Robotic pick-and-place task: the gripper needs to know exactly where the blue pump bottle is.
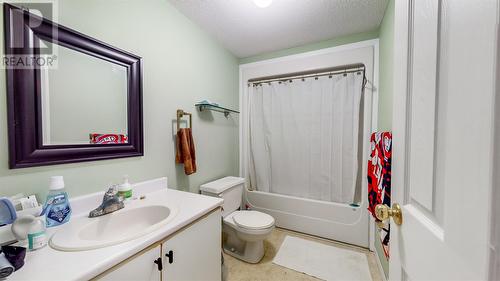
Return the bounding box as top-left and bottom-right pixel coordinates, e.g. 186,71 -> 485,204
41,176 -> 71,227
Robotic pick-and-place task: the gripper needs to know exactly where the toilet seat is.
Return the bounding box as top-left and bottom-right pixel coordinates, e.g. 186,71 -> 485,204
231,210 -> 275,230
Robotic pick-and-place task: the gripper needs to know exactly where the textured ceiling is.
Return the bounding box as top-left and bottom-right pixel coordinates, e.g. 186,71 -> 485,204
168,0 -> 388,58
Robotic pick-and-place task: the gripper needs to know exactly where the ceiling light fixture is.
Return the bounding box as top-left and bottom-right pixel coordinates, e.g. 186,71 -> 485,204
253,0 -> 273,8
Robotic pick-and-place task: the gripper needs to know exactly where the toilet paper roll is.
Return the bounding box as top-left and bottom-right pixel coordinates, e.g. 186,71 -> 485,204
0,253 -> 14,279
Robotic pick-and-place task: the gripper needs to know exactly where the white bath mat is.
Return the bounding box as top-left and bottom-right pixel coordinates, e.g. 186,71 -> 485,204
273,236 -> 372,281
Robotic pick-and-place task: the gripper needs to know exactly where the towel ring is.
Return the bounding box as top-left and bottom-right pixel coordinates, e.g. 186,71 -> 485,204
176,109 -> 192,130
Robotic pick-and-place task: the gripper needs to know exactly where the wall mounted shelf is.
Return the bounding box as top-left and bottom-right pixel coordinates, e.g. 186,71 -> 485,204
195,103 -> 239,117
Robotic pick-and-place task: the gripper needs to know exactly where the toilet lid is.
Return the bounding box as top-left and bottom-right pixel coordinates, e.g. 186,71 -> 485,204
232,211 -> 275,230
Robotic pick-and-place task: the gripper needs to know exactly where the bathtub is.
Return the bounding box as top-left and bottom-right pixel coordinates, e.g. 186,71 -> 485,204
239,42 -> 377,249
244,189 -> 369,248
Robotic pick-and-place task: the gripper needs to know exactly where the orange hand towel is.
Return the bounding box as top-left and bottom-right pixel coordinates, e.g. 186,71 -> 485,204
175,128 -> 197,175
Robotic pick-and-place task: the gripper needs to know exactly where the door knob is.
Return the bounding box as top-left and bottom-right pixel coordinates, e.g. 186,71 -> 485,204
375,203 -> 403,225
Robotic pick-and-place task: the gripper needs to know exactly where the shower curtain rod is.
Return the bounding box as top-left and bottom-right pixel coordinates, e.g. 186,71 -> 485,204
248,63 -> 365,85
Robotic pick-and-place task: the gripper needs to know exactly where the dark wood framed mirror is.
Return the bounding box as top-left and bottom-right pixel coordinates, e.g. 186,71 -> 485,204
4,3 -> 143,168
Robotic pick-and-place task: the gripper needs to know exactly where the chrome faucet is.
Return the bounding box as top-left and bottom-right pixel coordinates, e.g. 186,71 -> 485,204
88,186 -> 124,218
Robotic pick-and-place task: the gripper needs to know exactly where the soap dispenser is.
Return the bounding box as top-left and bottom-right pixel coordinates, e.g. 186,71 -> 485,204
118,175 -> 132,200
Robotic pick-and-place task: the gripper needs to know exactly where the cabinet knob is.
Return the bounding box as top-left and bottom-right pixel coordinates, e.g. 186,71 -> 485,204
153,257 -> 163,271
165,250 -> 174,264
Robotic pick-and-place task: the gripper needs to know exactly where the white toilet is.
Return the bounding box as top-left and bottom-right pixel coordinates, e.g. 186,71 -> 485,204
200,176 -> 275,263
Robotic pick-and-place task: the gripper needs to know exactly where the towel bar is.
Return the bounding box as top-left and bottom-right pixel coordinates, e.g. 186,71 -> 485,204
176,109 -> 192,130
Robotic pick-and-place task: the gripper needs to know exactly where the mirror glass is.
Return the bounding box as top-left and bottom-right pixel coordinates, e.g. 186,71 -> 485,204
40,41 -> 128,145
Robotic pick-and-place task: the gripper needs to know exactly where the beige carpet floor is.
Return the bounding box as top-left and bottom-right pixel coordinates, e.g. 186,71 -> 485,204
223,227 -> 383,281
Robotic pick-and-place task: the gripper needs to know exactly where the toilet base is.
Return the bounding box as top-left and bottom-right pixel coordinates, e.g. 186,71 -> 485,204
221,212 -> 275,264
223,239 -> 264,264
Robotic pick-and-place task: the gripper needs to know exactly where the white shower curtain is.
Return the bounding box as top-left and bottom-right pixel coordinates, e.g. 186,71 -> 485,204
248,72 -> 364,204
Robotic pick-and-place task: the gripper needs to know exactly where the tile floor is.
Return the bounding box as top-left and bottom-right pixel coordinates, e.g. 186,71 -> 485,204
223,227 -> 383,281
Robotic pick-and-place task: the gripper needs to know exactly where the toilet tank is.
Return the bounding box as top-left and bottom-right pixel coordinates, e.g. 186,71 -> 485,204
200,177 -> 245,217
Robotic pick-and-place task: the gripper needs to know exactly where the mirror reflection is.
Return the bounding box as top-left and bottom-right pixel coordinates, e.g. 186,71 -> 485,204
40,41 -> 128,145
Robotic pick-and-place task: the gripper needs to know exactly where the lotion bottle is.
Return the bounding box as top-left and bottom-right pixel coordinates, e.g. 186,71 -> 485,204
117,175 -> 132,200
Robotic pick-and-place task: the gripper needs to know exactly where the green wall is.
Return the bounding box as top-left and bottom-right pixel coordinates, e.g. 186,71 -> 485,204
375,0 -> 394,278
239,30 -> 379,64
0,0 -> 239,200
378,0 -> 395,132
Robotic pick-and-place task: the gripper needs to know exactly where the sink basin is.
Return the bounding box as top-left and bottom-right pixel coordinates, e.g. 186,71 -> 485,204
50,205 -> 178,251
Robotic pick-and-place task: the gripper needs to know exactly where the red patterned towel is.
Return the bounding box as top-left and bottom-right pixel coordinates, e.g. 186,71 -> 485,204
367,131 -> 392,259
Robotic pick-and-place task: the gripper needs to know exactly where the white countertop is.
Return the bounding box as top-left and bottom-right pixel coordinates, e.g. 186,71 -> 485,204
8,178 -> 223,281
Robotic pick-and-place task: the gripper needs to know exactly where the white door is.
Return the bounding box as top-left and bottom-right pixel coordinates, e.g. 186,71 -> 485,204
384,0 -> 498,280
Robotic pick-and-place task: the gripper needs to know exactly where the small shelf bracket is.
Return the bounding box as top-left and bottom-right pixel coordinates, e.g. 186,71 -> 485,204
195,104 -> 239,118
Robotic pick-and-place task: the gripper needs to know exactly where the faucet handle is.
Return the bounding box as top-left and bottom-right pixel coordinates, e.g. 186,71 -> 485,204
105,186 -> 116,195
107,185 -> 126,201
107,185 -> 118,193
102,185 -> 119,201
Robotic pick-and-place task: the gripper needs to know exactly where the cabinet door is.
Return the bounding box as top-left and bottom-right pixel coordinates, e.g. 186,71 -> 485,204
98,245 -> 161,281
162,209 -> 221,281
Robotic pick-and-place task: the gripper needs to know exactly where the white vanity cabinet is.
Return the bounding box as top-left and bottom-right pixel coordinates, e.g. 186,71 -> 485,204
162,207 -> 221,281
98,246 -> 161,281
96,208 -> 221,281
